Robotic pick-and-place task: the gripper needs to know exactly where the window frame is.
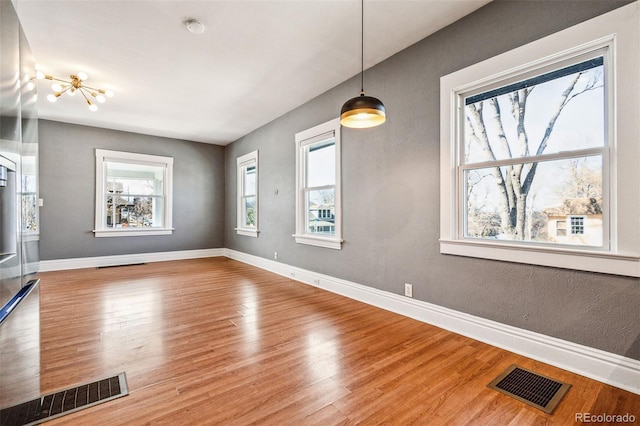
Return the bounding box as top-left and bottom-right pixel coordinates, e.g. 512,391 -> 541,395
236,150 -> 259,237
293,118 -> 342,250
440,3 -> 640,277
94,149 -> 173,238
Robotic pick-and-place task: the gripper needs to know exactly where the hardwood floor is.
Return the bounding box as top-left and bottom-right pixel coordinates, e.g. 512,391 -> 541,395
34,257 -> 638,425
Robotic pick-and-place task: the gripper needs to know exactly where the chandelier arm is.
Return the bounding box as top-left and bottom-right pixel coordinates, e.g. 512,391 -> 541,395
45,75 -> 72,84
79,88 -> 93,104
80,84 -> 105,93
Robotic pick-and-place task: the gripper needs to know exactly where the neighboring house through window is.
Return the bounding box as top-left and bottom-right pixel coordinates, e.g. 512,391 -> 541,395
294,118 -> 342,249
94,149 -> 173,237
236,150 -> 259,237
440,3 -> 640,276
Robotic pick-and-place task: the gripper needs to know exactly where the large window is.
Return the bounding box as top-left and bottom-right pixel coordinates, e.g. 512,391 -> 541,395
236,150 -> 259,237
94,149 -> 173,237
440,4 -> 640,276
462,55 -> 606,248
294,118 -> 342,249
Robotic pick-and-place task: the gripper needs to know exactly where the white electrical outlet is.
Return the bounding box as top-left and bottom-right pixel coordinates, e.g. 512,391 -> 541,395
404,283 -> 413,298
274,251 -> 278,260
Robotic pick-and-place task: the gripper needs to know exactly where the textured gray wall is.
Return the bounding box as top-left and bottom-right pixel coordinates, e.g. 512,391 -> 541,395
39,120 -> 225,259
225,0 -> 640,360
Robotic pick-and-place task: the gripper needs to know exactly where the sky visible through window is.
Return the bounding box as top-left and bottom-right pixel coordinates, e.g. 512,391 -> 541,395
463,61 -> 604,244
465,65 -> 604,211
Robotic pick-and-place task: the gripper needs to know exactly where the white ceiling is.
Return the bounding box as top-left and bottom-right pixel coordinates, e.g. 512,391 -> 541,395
14,0 -> 490,146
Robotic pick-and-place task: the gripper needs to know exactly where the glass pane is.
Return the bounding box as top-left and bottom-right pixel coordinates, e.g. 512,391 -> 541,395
106,161 -> 164,196
243,165 -> 256,196
106,195 -> 163,228
305,188 -> 335,235
306,141 -> 335,188
242,196 -> 256,228
464,155 -> 602,246
21,193 -> 37,232
21,174 -> 37,232
464,58 -> 605,163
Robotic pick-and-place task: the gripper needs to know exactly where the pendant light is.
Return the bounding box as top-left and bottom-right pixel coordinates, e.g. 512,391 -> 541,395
340,0 -> 386,129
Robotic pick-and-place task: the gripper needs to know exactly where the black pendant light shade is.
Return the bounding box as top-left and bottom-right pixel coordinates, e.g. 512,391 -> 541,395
340,92 -> 386,128
340,0 -> 386,129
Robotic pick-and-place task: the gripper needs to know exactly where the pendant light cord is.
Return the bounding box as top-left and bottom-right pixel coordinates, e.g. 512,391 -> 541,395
360,0 -> 365,94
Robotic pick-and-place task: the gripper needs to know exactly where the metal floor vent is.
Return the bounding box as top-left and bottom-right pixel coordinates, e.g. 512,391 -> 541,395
0,372 -> 128,426
487,365 -> 571,414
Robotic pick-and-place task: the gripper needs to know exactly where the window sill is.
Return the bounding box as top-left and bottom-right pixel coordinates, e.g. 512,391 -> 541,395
235,228 -> 259,238
293,234 -> 342,250
440,239 -> 640,277
93,228 -> 174,238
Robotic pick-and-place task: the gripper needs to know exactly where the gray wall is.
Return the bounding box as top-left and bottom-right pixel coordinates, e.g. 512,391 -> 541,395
225,0 -> 640,360
39,119 -> 225,260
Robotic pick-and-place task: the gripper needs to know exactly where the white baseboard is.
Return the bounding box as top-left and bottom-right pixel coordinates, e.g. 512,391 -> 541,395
225,248 -> 640,395
38,248 -> 225,272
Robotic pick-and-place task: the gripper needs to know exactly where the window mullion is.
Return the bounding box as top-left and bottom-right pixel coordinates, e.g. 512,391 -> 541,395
461,146 -> 605,170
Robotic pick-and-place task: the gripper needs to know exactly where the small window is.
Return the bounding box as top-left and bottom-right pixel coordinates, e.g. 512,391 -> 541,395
556,220 -> 567,237
569,216 -> 585,235
94,149 -> 173,237
236,150 -> 259,237
294,118 -> 342,249
21,152 -> 38,238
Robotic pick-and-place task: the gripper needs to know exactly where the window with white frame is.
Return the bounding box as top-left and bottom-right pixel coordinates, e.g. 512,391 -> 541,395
294,118 -> 342,249
462,54 -> 606,247
94,149 -> 173,237
440,3 -> 640,277
21,150 -> 38,239
236,150 -> 259,237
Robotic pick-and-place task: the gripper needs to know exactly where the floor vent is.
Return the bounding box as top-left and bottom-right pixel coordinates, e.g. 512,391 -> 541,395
487,365 -> 571,414
0,372 -> 128,426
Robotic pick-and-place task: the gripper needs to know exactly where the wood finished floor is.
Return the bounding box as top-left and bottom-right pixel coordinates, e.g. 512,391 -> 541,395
35,257 -> 639,425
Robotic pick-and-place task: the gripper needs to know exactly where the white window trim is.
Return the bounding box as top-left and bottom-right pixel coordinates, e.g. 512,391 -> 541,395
94,149 -> 173,237
440,3 -> 640,277
293,118 -> 343,250
235,150 -> 259,238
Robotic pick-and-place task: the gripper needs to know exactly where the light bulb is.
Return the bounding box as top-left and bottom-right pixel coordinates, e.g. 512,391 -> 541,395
51,83 -> 63,92
77,72 -> 88,81
105,90 -> 114,98
46,94 -> 58,103
67,88 -> 76,96
89,104 -> 98,112
35,70 -> 45,80
96,94 -> 106,103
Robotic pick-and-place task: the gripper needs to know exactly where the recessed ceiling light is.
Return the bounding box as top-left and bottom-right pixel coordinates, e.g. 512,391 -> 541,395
184,19 -> 205,34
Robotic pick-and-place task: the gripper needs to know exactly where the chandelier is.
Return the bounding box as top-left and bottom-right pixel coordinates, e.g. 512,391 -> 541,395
36,71 -> 113,112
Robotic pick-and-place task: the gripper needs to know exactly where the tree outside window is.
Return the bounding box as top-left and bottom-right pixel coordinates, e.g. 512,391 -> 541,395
463,56 -> 605,248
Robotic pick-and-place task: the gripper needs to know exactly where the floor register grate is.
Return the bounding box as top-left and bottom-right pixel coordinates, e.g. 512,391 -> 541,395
487,364 -> 571,414
0,373 -> 128,426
